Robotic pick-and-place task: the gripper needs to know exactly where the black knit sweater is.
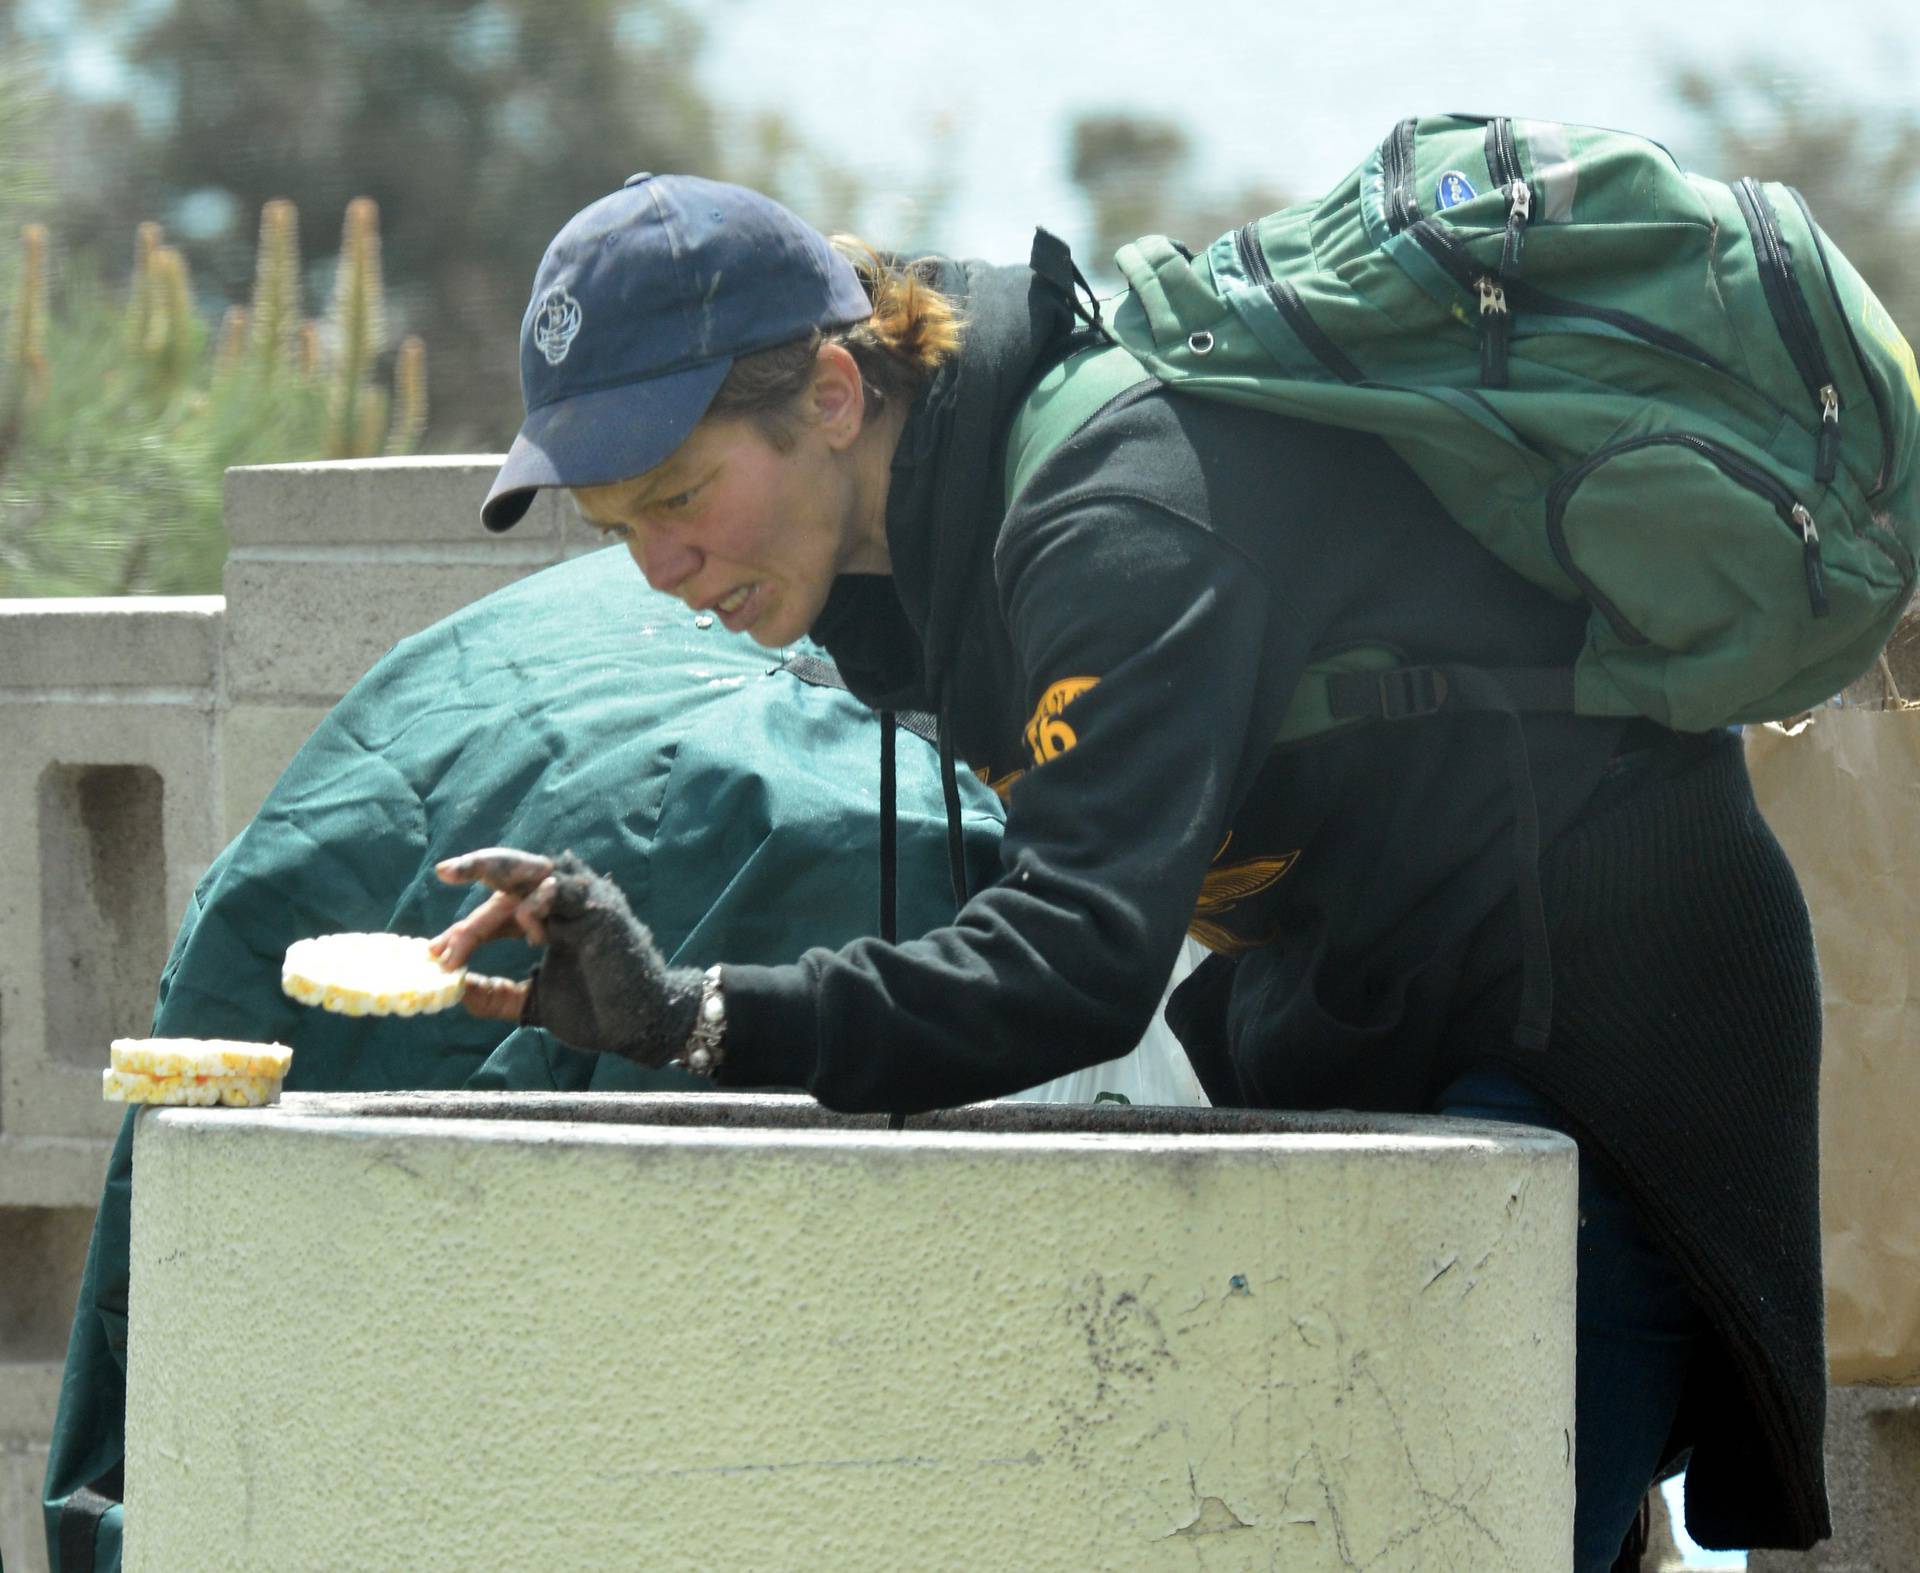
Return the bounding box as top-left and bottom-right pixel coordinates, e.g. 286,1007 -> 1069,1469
1475,736 -> 1827,1549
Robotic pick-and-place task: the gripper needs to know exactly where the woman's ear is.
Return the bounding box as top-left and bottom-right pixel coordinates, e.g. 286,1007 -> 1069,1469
811,343 -> 866,449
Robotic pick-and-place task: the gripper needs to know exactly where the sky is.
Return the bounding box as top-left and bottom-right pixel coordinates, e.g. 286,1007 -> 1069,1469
696,0 -> 1918,275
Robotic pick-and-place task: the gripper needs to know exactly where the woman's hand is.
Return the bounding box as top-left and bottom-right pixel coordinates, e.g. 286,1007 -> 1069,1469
429,847 -> 555,1019
431,847 -> 703,1065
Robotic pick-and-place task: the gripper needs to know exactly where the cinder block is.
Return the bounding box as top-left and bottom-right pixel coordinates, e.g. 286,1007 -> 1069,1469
0,1365 -> 66,1457
224,457 -> 567,548
0,1135 -> 117,1208
0,599 -> 220,692
220,704 -> 334,843
38,763 -> 169,1073
0,702 -> 219,1143
0,1207 -> 94,1364
220,560 -> 541,704
1749,1385 -> 1920,1569
2,1438 -> 53,1573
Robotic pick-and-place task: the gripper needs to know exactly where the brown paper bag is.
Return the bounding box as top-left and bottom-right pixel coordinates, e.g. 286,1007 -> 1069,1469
1747,710 -> 1920,1384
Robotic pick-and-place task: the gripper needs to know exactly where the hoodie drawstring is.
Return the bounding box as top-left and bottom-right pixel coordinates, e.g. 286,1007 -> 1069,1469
937,688 -> 969,911
880,710 -> 898,944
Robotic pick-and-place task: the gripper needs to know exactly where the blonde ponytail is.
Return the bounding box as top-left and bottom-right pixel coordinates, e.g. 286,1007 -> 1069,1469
829,238 -> 964,405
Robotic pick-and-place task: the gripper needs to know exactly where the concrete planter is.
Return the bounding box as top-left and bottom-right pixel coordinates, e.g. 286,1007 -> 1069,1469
126,1092 -> 1575,1570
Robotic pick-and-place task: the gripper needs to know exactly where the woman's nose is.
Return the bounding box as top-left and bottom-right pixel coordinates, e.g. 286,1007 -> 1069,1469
632,532 -> 702,594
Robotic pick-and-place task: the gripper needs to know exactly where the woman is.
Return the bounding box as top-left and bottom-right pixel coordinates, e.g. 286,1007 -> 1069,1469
434,172 -> 1828,1567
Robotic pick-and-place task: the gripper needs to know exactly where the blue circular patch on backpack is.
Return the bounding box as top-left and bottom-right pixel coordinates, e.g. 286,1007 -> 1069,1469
1435,170 -> 1478,210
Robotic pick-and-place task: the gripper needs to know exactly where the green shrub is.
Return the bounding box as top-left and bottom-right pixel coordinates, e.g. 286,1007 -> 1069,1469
1,198 -> 427,596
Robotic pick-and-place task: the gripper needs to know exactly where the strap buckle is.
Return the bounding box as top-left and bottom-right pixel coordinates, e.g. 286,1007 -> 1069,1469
1375,666 -> 1449,720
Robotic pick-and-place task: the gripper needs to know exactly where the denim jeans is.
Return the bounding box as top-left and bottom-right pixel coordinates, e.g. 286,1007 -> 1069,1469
1437,1062 -> 1706,1572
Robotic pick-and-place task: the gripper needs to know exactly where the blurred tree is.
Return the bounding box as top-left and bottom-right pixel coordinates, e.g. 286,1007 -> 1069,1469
1672,61 -> 1920,336
104,0 -> 718,447
1,198 -> 427,596
1069,113 -> 1289,274
31,0 -> 871,449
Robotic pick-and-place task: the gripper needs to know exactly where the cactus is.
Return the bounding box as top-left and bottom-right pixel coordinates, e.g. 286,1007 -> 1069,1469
216,305 -> 250,370
6,223 -> 50,392
250,199 -> 300,378
125,221 -> 162,354
326,196 -> 386,459
0,222 -> 49,474
296,321 -> 320,378
386,334 -> 427,456
143,245 -> 201,394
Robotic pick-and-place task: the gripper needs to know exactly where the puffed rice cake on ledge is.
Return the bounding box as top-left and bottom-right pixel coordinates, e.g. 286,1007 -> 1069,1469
102,1066 -> 283,1107
110,1037 -> 292,1080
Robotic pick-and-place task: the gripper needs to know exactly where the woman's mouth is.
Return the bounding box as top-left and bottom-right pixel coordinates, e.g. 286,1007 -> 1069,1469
715,582 -> 761,631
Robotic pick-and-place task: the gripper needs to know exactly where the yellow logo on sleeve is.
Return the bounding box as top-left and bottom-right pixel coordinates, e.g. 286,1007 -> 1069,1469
1024,676 -> 1101,765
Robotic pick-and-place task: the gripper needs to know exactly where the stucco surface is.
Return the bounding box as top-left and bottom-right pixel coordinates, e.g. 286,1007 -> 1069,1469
126,1095 -> 1575,1570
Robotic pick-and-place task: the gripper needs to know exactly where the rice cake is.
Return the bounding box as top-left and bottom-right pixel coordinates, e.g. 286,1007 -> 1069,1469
282,932 -> 467,1016
102,1067 -> 282,1107
110,1037 -> 292,1080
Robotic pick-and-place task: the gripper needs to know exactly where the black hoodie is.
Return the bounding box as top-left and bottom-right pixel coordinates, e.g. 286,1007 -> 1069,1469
717,253 -> 1828,1549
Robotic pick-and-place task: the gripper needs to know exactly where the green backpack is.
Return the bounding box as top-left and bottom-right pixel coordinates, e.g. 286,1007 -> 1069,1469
1009,112 -> 1920,737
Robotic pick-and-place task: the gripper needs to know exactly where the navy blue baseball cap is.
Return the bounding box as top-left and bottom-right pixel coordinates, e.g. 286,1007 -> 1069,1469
482,173 -> 875,531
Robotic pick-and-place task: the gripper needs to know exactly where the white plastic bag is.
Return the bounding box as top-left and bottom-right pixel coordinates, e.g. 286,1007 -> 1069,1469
1006,938 -> 1211,1107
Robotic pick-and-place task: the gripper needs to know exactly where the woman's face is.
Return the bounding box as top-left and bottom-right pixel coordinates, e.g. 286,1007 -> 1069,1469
572,355 -> 888,649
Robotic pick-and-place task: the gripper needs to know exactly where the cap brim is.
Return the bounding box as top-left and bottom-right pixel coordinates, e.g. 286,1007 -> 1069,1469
481,356 -> 735,532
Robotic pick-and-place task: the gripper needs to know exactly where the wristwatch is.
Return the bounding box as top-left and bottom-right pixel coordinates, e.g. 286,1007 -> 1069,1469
683,963 -> 726,1076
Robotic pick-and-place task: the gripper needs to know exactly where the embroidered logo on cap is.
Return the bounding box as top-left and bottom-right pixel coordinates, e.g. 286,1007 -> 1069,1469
532,285 -> 583,366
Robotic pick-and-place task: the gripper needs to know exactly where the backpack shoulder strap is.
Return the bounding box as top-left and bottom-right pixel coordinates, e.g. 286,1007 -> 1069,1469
1003,340 -> 1155,508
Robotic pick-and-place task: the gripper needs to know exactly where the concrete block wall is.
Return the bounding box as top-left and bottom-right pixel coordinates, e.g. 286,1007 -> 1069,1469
0,459 -> 601,1573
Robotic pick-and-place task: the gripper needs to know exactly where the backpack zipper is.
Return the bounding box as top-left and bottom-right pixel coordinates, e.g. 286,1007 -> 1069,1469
1380,117 -> 1421,234
1787,186 -> 1894,496
1476,277 -> 1510,386
1409,204 -> 1513,386
1545,432 -> 1828,640
1234,224 -> 1364,383
1408,218 -> 1728,377
1484,117 -> 1531,275
1733,177 -> 1841,484
1472,116 -> 1531,385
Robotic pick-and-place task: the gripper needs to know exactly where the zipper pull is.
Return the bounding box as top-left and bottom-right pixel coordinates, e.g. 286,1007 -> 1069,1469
1501,179 -> 1531,275
1793,502 -> 1829,616
1816,384 -> 1841,484
1477,277 -> 1510,387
